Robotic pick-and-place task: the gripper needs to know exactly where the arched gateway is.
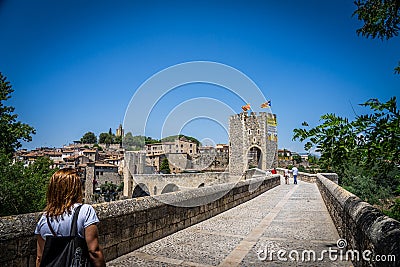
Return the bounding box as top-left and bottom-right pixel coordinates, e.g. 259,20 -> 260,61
229,112 -> 278,175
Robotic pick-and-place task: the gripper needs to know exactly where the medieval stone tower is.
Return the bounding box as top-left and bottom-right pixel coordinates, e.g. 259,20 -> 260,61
229,112 -> 278,175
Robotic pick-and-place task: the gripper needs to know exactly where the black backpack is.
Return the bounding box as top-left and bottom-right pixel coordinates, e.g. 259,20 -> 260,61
40,205 -> 92,267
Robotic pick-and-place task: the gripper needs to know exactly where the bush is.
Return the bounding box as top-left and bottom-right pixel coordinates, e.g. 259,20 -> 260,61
0,156 -> 57,216
383,198 -> 400,222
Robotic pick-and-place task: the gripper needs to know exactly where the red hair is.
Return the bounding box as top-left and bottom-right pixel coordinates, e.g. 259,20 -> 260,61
45,168 -> 83,218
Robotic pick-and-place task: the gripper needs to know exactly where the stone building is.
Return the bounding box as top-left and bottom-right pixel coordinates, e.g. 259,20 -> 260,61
146,137 -> 197,157
229,111 -> 278,175
81,149 -> 98,162
84,162 -> 122,203
191,146 -> 229,172
145,137 -> 198,173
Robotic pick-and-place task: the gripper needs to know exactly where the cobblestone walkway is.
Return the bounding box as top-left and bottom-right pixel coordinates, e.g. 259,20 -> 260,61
107,178 -> 352,266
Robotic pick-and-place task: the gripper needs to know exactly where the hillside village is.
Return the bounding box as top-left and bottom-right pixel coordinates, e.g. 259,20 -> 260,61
13,125 -> 311,202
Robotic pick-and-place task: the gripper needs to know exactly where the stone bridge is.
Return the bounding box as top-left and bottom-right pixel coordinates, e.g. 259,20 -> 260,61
127,172 -> 231,197
1,171 -> 399,266
126,169 -> 268,198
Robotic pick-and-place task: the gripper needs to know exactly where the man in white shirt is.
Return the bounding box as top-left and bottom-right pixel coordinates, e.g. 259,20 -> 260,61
291,166 -> 298,184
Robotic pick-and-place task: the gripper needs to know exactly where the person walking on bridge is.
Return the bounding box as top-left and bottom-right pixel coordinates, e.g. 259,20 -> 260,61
284,169 -> 289,184
291,166 -> 298,184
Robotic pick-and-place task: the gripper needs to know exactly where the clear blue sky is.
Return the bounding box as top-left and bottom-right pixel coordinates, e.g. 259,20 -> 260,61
1,0 -> 399,152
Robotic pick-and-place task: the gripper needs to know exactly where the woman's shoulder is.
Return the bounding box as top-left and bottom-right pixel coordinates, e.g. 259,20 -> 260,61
80,203 -> 94,209
75,203 -> 96,213
36,212 -> 47,224
77,203 -> 98,217
77,204 -> 100,227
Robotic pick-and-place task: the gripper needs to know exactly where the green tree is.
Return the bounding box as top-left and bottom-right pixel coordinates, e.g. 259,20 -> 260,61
93,143 -> 103,151
0,156 -> 57,216
293,97 -> 400,206
99,132 -> 113,144
0,72 -> 35,156
123,133 -> 159,150
160,158 -> 171,174
122,132 -> 138,151
353,0 -> 400,73
308,154 -> 319,165
145,136 -> 160,144
23,157 -> 58,212
161,135 -> 200,146
292,154 -> 302,164
100,182 -> 118,202
114,135 -> 122,145
81,131 -> 97,144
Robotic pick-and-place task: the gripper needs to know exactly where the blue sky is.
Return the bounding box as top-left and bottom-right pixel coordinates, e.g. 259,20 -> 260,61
1,0 -> 399,152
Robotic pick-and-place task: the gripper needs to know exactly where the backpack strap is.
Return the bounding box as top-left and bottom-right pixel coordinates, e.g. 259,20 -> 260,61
46,216 -> 57,236
70,204 -> 83,236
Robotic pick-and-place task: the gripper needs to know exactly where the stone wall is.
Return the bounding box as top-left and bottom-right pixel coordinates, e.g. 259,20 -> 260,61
191,150 -> 229,172
242,168 -> 270,180
316,174 -> 400,267
0,175 -> 280,266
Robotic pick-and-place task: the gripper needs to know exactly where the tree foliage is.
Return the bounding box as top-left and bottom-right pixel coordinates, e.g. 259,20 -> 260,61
293,97 -> 400,206
0,156 -> 57,216
123,133 -> 145,151
98,127 -> 124,145
81,131 -> 97,144
145,136 -> 160,144
99,132 -> 113,144
99,182 -> 119,202
160,158 -> 171,174
114,135 -> 122,145
353,0 -> 400,73
0,73 -> 36,156
161,134 -> 200,146
122,133 -> 159,150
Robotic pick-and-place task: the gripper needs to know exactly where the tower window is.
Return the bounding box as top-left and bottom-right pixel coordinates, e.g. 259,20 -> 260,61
248,129 -> 251,135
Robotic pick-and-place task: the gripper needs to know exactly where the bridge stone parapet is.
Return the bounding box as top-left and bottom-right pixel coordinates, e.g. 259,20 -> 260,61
316,173 -> 399,267
242,168 -> 269,180
0,174 -> 280,266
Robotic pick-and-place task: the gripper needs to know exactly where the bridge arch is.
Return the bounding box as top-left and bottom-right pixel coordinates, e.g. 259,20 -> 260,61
132,183 -> 150,198
161,183 -> 180,194
247,145 -> 262,169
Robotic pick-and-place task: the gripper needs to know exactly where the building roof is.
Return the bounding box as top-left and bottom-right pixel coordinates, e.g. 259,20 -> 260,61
94,162 -> 118,168
82,149 -> 97,153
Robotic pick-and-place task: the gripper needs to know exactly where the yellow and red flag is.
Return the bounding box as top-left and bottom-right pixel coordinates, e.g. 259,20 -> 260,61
241,103 -> 251,111
261,100 -> 271,108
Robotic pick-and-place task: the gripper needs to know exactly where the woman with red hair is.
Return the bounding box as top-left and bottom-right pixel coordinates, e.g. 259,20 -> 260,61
35,168 -> 105,267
